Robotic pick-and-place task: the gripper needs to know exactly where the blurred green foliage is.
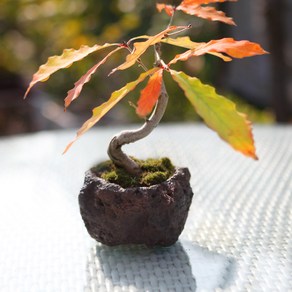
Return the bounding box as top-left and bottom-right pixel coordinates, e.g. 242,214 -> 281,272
0,0 -> 274,124
0,0 -> 152,81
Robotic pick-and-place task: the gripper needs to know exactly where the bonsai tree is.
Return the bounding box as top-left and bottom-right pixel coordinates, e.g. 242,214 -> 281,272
24,0 -> 266,172
24,0 -> 267,246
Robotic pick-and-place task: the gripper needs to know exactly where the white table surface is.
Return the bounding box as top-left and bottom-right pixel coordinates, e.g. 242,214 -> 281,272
0,124 -> 291,292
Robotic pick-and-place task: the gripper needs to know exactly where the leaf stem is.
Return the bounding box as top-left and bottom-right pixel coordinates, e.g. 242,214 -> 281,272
167,24 -> 192,36
124,44 -> 148,72
167,8 -> 176,28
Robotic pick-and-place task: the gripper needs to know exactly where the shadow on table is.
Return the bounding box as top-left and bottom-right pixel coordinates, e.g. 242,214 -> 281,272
85,240 -> 235,291
180,240 -> 236,290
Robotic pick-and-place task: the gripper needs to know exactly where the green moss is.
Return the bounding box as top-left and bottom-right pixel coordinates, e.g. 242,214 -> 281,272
91,157 -> 175,188
142,171 -> 169,186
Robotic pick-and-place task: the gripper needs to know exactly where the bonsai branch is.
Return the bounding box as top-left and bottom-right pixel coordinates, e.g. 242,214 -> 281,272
107,82 -> 169,176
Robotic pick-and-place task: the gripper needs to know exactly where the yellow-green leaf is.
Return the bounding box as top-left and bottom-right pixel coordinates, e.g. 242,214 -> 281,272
170,70 -> 257,159
162,36 -> 202,50
64,68 -> 159,153
24,43 -> 118,98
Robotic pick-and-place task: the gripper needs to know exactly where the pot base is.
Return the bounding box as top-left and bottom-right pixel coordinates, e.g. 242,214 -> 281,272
79,167 -> 193,246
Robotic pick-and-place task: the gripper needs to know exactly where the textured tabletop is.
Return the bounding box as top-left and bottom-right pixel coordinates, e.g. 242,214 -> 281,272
0,124 -> 291,291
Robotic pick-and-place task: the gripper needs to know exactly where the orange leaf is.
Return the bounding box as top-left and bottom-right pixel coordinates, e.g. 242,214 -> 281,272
169,38 -> 268,64
156,3 -> 175,16
163,36 -> 232,63
180,0 -> 237,6
64,47 -> 122,109
196,38 -> 269,58
63,68 -> 159,153
136,69 -> 163,117
24,43 -> 118,99
177,5 -> 235,25
110,26 -> 187,74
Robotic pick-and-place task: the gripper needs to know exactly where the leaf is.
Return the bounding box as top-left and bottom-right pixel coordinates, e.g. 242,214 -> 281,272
63,68 -> 159,153
64,47 -> 122,109
163,37 -> 232,63
127,35 -> 151,43
156,1 -> 236,25
156,3 -> 175,16
110,26 -> 186,74
162,36 -> 202,50
24,43 -> 118,98
180,0 -> 237,6
195,38 -> 268,58
177,5 -> 236,25
136,69 -> 163,117
170,70 -> 258,159
169,38 -> 268,64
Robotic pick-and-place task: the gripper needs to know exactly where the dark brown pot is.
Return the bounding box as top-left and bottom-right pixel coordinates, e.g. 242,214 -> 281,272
79,167 -> 193,247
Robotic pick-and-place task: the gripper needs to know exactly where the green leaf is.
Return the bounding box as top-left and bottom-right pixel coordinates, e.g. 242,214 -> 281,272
24,43 -> 118,98
170,70 -> 257,159
64,67 -> 159,153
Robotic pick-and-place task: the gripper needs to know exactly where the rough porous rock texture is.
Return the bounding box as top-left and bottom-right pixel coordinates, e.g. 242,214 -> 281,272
79,167 -> 193,246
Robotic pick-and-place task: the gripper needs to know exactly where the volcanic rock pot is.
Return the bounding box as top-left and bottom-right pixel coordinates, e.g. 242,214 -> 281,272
79,167 -> 193,246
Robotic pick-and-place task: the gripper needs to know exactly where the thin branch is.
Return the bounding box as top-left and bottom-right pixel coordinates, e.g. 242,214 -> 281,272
167,24 -> 192,36
124,45 -> 149,72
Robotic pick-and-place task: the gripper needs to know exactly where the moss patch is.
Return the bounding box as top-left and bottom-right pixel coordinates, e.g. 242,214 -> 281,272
91,157 -> 175,188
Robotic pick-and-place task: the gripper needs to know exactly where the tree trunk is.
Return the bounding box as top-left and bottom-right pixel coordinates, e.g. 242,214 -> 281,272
107,82 -> 169,176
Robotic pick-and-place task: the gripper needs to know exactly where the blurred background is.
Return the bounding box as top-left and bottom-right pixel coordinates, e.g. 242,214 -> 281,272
0,0 -> 291,136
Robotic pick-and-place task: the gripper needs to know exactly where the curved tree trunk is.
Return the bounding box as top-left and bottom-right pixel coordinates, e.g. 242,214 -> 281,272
107,82 -> 169,176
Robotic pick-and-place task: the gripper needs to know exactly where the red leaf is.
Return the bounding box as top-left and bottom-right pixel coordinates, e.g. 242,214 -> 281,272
136,69 -> 163,117
64,47 -> 122,109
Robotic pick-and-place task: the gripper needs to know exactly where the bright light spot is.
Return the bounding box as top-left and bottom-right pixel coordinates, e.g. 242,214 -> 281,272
40,1 -> 58,17
66,1 -> 88,14
21,4 -> 40,20
118,0 -> 136,13
5,31 -> 35,61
